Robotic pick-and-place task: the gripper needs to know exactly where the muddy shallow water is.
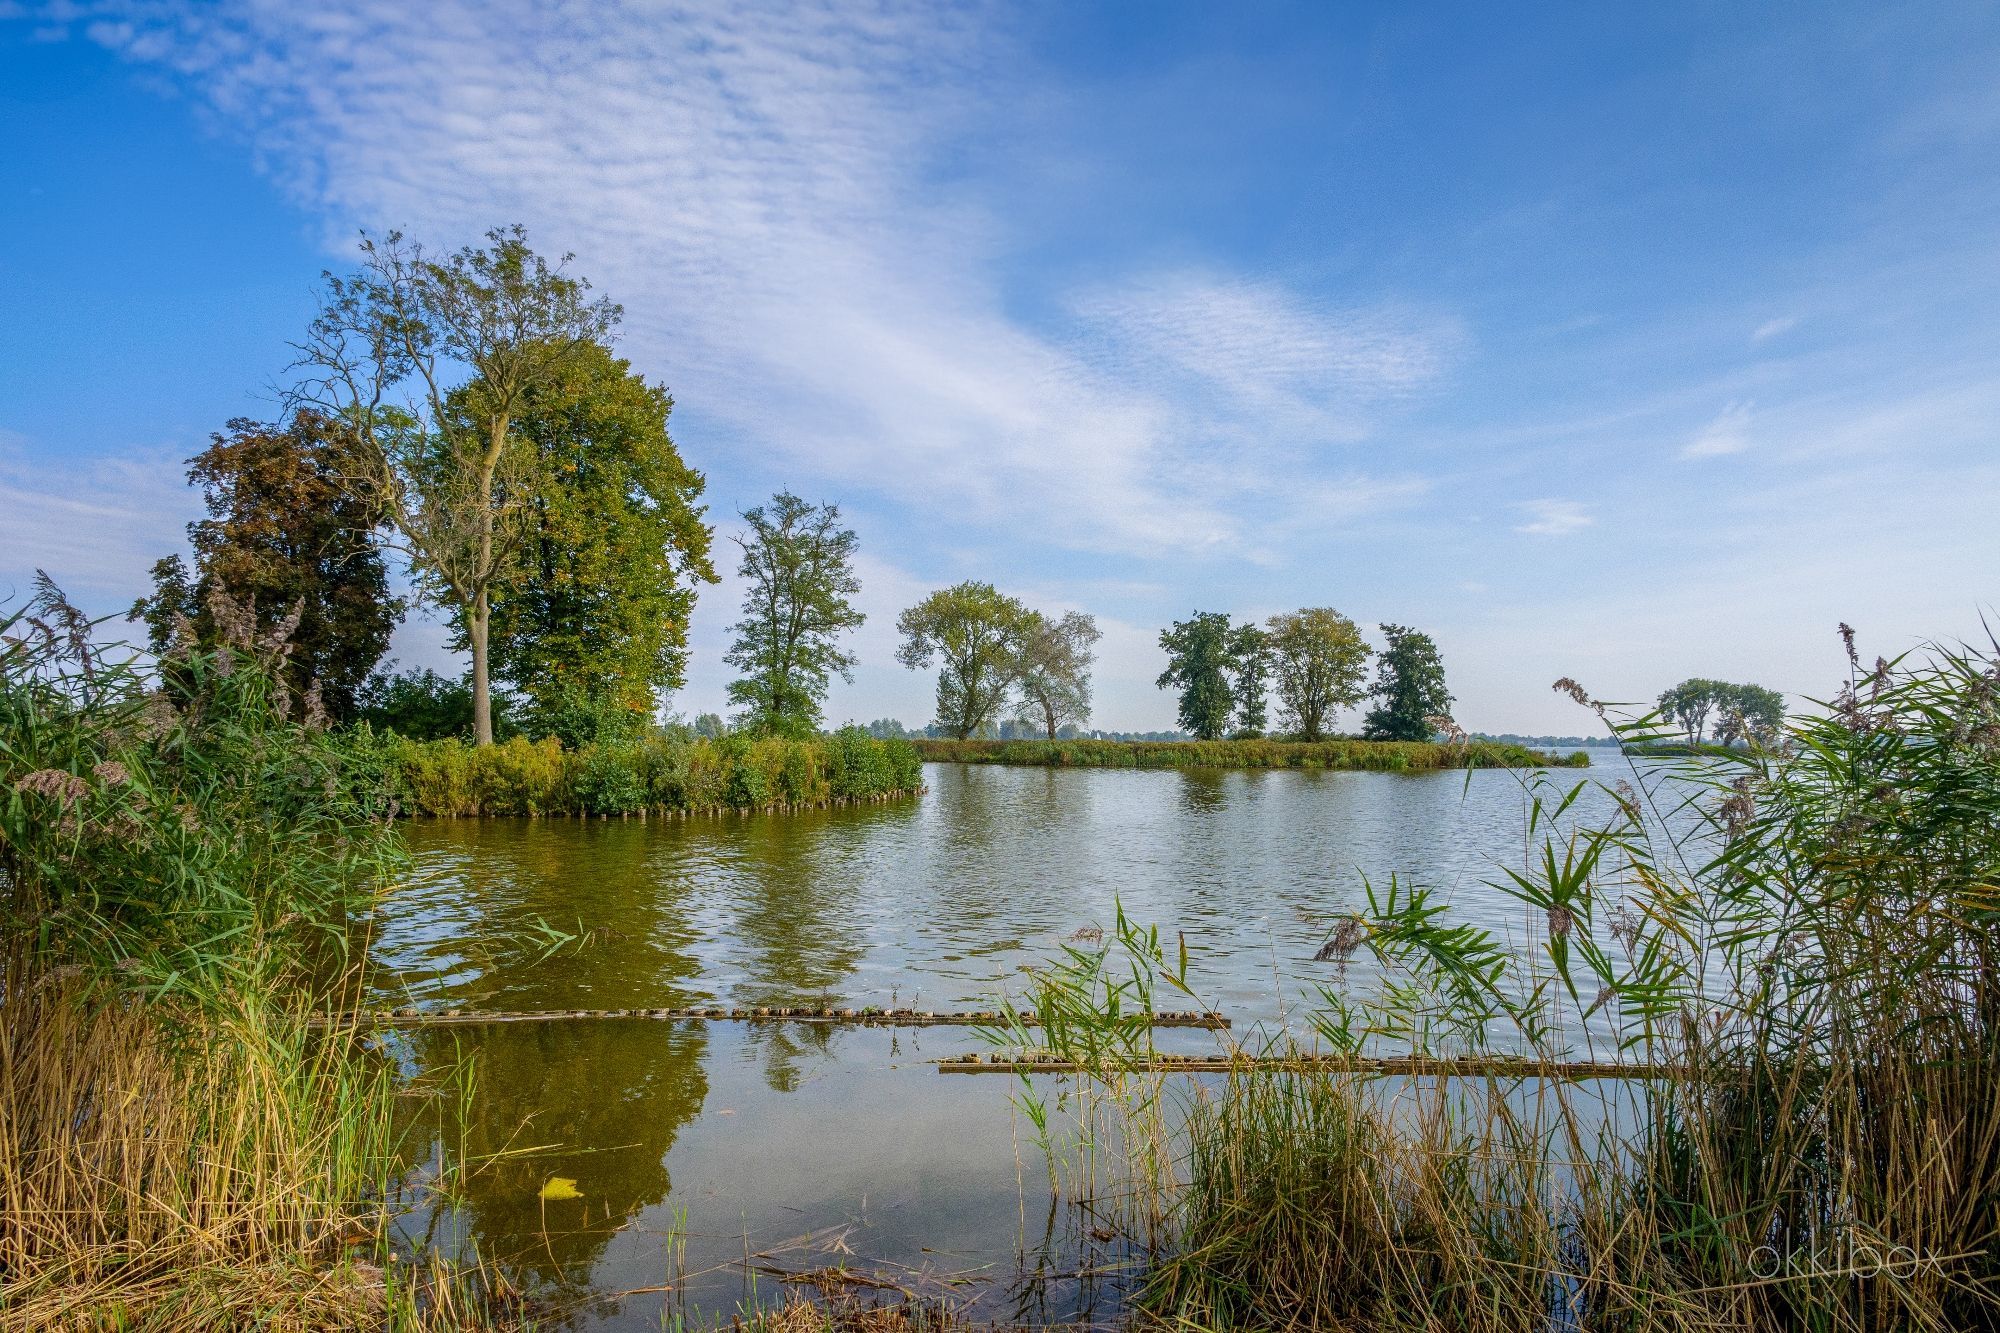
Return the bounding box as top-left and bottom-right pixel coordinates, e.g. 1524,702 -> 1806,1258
370,758 -> 1631,1327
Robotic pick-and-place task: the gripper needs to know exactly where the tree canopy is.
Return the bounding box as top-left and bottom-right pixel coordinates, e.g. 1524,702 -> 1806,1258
131,411 -> 401,721
725,492 -> 865,738
1014,611 -> 1102,740
1658,678 -> 1786,745
1267,607 -> 1371,741
483,340 -> 715,745
895,582 -> 1036,739
294,225 -> 620,744
1363,624 -> 1453,741
1157,612 -> 1238,741
1228,621 -> 1271,738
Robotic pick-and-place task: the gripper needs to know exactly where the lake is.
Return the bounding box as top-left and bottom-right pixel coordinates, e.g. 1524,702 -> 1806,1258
370,756 -> 1631,1327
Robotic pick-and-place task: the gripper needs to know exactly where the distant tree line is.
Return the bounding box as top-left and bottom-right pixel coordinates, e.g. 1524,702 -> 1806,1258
1153,610 -> 1454,742
128,223 -> 1777,754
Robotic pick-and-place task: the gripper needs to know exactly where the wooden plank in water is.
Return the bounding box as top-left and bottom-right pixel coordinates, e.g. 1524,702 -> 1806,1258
308,1007 -> 1230,1030
935,1053 -> 1674,1080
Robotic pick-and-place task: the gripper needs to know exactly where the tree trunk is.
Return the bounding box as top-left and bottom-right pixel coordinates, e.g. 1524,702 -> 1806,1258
1043,698 -> 1057,741
471,585 -> 493,746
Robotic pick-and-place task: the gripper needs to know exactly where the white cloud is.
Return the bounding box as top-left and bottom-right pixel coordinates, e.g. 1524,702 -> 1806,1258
1752,315 -> 1800,341
0,436 -> 197,610
1681,400 -> 1754,459
1512,499 -> 1593,537
65,1 -> 1447,561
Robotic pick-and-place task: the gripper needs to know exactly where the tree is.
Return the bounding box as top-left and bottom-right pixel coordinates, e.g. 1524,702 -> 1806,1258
895,582 -> 1035,739
354,665 -> 512,740
1014,611 -> 1102,740
1716,683 -> 1786,745
483,341 -> 715,743
131,412 -> 401,720
293,225 -> 620,745
1267,607 -> 1371,741
1657,678 -> 1728,745
1363,624 -> 1454,741
1228,621 -> 1272,738
724,492 -> 865,737
1661,678 -> 1785,746
1157,611 -> 1237,741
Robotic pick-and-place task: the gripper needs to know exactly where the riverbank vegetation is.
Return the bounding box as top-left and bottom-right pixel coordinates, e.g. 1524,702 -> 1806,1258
376,728 -> 922,818
913,735 -> 1576,770
0,580 -> 518,1328
995,629 -> 2000,1331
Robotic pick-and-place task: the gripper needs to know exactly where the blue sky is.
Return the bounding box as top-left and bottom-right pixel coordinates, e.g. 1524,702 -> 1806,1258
4,2 -> 1998,733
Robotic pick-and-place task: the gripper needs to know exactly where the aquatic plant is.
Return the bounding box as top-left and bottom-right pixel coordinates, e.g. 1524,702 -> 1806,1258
1007,629 -> 2000,1331
0,578 -> 518,1328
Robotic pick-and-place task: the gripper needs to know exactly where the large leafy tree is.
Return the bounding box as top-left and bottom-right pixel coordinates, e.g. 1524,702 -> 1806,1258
1659,678 -> 1785,745
1363,623 -> 1454,741
895,582 -> 1034,739
293,225 -> 619,744
1714,682 -> 1786,745
1267,607 -> 1371,741
482,341 -> 715,744
131,412 -> 401,720
1228,621 -> 1272,738
724,491 -> 864,737
1014,611 -> 1102,740
1157,611 -> 1237,741
1657,678 -> 1728,744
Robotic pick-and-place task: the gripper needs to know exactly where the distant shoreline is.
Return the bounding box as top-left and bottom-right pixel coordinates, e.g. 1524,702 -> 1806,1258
911,737 -> 1586,771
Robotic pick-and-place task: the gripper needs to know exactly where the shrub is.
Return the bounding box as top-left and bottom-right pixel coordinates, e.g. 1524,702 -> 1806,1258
375,729 -> 923,817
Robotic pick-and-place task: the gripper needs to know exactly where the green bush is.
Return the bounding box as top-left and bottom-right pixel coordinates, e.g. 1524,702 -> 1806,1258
374,729 -> 923,817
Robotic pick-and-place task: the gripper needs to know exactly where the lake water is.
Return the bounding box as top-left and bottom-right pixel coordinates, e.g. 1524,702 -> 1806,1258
370,756 -> 1635,1327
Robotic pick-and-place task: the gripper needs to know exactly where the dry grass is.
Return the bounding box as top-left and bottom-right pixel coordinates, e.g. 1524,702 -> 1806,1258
0,973 -> 516,1332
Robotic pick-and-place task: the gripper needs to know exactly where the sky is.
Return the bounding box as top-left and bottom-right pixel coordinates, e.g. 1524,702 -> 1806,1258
3,2 -> 1998,734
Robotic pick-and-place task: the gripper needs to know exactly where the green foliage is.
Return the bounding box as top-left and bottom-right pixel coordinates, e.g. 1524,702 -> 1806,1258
1226,621 -> 1270,737
1296,635 -> 2000,1328
895,581 -> 1036,740
725,492 -> 865,737
1362,622 -> 1453,740
1266,607 -> 1371,741
1656,675 -> 1786,745
130,412 -> 402,721
353,665 -> 519,741
2,576 -> 397,994
911,736 -> 1573,770
296,225 -> 623,744
376,729 -> 921,816
1012,610 -> 1102,740
486,340 -> 717,741
1157,611 -> 1238,741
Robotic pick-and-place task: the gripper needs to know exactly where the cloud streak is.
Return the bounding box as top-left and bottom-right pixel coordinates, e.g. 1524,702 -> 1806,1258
63,0 -> 1448,559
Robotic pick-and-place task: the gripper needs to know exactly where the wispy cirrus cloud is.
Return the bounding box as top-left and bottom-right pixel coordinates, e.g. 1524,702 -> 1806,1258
1682,400 -> 1755,460
49,0 -> 1450,560
0,432 -> 196,604
1512,498 -> 1592,537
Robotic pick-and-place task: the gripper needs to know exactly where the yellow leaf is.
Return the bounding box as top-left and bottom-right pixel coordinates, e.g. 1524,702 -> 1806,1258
538,1176 -> 583,1201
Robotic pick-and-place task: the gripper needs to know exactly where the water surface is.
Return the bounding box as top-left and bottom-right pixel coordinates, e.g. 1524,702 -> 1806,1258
373,758 -> 1632,1326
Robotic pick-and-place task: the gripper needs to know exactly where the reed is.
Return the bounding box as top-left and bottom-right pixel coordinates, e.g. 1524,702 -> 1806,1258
0,581 -> 519,1329
996,632 -> 2000,1331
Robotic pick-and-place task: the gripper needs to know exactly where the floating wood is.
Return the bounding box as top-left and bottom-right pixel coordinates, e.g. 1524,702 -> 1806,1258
936,1052 -> 1674,1080
309,1006 -> 1230,1030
